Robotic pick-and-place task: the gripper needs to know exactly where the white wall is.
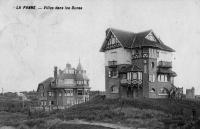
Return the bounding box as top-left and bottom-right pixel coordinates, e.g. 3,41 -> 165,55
104,48 -> 132,66
157,50 -> 174,63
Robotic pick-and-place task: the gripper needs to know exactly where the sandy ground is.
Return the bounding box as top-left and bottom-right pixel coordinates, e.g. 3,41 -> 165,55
62,119 -> 137,129
0,126 -> 16,129
0,119 -> 138,129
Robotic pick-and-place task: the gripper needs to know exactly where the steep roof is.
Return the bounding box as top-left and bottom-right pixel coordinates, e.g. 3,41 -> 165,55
76,73 -> 89,80
110,28 -> 135,48
38,77 -> 54,85
100,28 -> 175,52
37,77 -> 54,91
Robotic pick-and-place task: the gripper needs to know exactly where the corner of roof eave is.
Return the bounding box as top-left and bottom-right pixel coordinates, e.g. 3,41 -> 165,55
100,29 -> 112,52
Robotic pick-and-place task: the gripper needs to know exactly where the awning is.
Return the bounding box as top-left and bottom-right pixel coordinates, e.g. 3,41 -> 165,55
157,68 -> 177,77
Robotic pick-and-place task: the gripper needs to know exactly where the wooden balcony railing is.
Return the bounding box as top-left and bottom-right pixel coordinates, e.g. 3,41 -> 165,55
158,61 -> 172,68
108,61 -> 117,68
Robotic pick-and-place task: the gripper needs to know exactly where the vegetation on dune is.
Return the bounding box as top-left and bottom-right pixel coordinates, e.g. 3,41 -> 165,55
56,95 -> 200,128
1,95 -> 200,128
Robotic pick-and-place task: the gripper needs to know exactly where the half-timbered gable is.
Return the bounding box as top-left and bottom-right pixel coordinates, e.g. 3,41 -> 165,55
105,33 -> 122,50
145,31 -> 157,42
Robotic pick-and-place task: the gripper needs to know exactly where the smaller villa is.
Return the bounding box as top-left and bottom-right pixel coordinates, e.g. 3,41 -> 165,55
37,61 -> 90,109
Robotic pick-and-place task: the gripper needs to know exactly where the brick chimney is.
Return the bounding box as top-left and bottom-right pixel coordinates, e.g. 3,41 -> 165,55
54,66 -> 58,79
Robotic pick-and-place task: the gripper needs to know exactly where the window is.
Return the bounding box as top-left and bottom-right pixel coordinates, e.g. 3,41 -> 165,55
158,74 -> 168,82
78,90 -> 83,95
127,72 -> 131,80
138,72 -> 142,80
111,86 -> 118,93
132,72 -> 137,80
48,92 -> 53,97
127,72 -> 143,81
170,77 -> 174,83
65,89 -> 73,96
149,74 -> 155,82
151,62 -> 155,69
108,68 -> 118,78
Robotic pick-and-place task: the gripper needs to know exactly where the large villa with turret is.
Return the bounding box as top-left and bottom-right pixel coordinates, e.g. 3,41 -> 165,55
100,28 -> 177,98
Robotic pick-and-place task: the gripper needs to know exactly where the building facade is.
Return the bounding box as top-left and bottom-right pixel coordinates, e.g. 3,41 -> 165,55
100,28 -> 177,98
37,62 -> 90,109
186,87 -> 195,99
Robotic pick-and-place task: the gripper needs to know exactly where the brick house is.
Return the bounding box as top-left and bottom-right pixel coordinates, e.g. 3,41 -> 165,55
37,62 -> 90,109
100,28 -> 177,98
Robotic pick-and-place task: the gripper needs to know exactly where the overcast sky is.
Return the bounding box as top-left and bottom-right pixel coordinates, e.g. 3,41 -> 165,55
0,0 -> 200,94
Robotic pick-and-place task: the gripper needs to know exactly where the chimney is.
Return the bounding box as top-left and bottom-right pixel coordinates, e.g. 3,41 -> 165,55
54,66 -> 58,79
106,28 -> 110,36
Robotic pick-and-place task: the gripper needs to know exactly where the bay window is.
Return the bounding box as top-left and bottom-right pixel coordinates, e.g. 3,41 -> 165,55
126,72 -> 142,81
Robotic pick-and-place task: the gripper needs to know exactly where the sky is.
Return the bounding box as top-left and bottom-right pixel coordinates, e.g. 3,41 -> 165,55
0,0 -> 200,94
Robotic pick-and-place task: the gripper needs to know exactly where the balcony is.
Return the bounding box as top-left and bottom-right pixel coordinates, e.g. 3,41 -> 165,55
120,79 -> 142,85
108,61 -> 117,68
158,61 -> 172,68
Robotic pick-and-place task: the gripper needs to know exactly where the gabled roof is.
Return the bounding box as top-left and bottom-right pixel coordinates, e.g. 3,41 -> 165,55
38,77 -> 54,85
100,28 -> 175,52
76,73 -> 89,80
110,28 -> 136,48
37,77 -> 54,91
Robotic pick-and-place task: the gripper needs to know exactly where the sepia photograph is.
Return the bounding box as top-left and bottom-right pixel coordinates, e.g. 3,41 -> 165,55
0,0 -> 200,128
